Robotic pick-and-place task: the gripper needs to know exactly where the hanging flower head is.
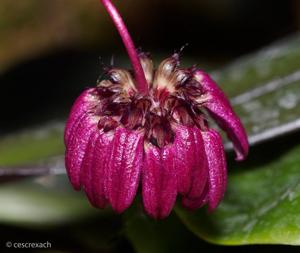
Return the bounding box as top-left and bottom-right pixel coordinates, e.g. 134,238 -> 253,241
64,0 -> 248,219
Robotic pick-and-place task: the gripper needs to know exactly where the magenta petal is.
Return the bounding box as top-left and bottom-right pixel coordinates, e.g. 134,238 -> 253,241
194,70 -> 249,161
181,182 -> 208,210
64,88 -> 97,145
142,144 -> 177,219
81,130 -> 113,208
174,126 -> 208,197
174,126 -> 194,195
81,130 -> 99,207
202,129 -> 227,211
186,128 -> 208,198
91,132 -> 113,208
65,114 -> 98,190
106,128 -> 143,213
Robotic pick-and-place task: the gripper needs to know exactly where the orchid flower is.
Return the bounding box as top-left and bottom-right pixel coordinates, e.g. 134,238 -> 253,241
64,0 -> 249,219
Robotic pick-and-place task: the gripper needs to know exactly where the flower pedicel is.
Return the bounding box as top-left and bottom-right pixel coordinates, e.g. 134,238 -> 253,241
64,0 -> 249,219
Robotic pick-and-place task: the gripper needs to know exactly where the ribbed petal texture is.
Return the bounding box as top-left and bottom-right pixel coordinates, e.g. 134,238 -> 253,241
106,128 -> 144,213
142,144 -> 177,219
91,132 -> 113,208
174,126 -> 208,198
81,130 -> 100,206
64,88 -> 97,145
195,70 -> 249,161
65,114 -> 98,190
202,129 -> 227,211
181,183 -> 209,210
81,130 -> 113,208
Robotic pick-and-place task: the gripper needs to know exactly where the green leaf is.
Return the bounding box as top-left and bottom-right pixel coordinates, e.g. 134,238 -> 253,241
175,139 -> 300,245
215,34 -> 300,97
0,175 -> 107,227
215,34 -> 300,146
0,123 -> 64,166
228,75 -> 300,146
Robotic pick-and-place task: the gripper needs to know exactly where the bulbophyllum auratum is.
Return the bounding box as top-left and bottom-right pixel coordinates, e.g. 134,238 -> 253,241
64,0 -> 249,219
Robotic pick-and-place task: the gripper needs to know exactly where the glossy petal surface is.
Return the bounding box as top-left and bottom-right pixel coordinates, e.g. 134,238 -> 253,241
202,129 -> 227,211
174,126 -> 208,198
64,88 -> 97,145
91,132 -> 113,208
81,130 -> 113,208
181,183 -> 208,210
106,128 -> 144,213
65,114 -> 98,190
142,144 -> 177,219
195,70 -> 248,161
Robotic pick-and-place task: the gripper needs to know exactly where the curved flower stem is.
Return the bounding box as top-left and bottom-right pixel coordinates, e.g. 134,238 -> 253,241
100,0 -> 149,94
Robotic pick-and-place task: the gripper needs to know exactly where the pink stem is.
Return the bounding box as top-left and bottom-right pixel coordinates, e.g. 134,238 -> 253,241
100,0 -> 149,94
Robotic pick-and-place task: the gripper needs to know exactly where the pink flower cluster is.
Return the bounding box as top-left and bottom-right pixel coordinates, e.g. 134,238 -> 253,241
64,54 -> 248,219
64,0 -> 248,219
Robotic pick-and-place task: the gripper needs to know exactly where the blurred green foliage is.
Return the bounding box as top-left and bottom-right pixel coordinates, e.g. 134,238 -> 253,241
0,124 -> 64,166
